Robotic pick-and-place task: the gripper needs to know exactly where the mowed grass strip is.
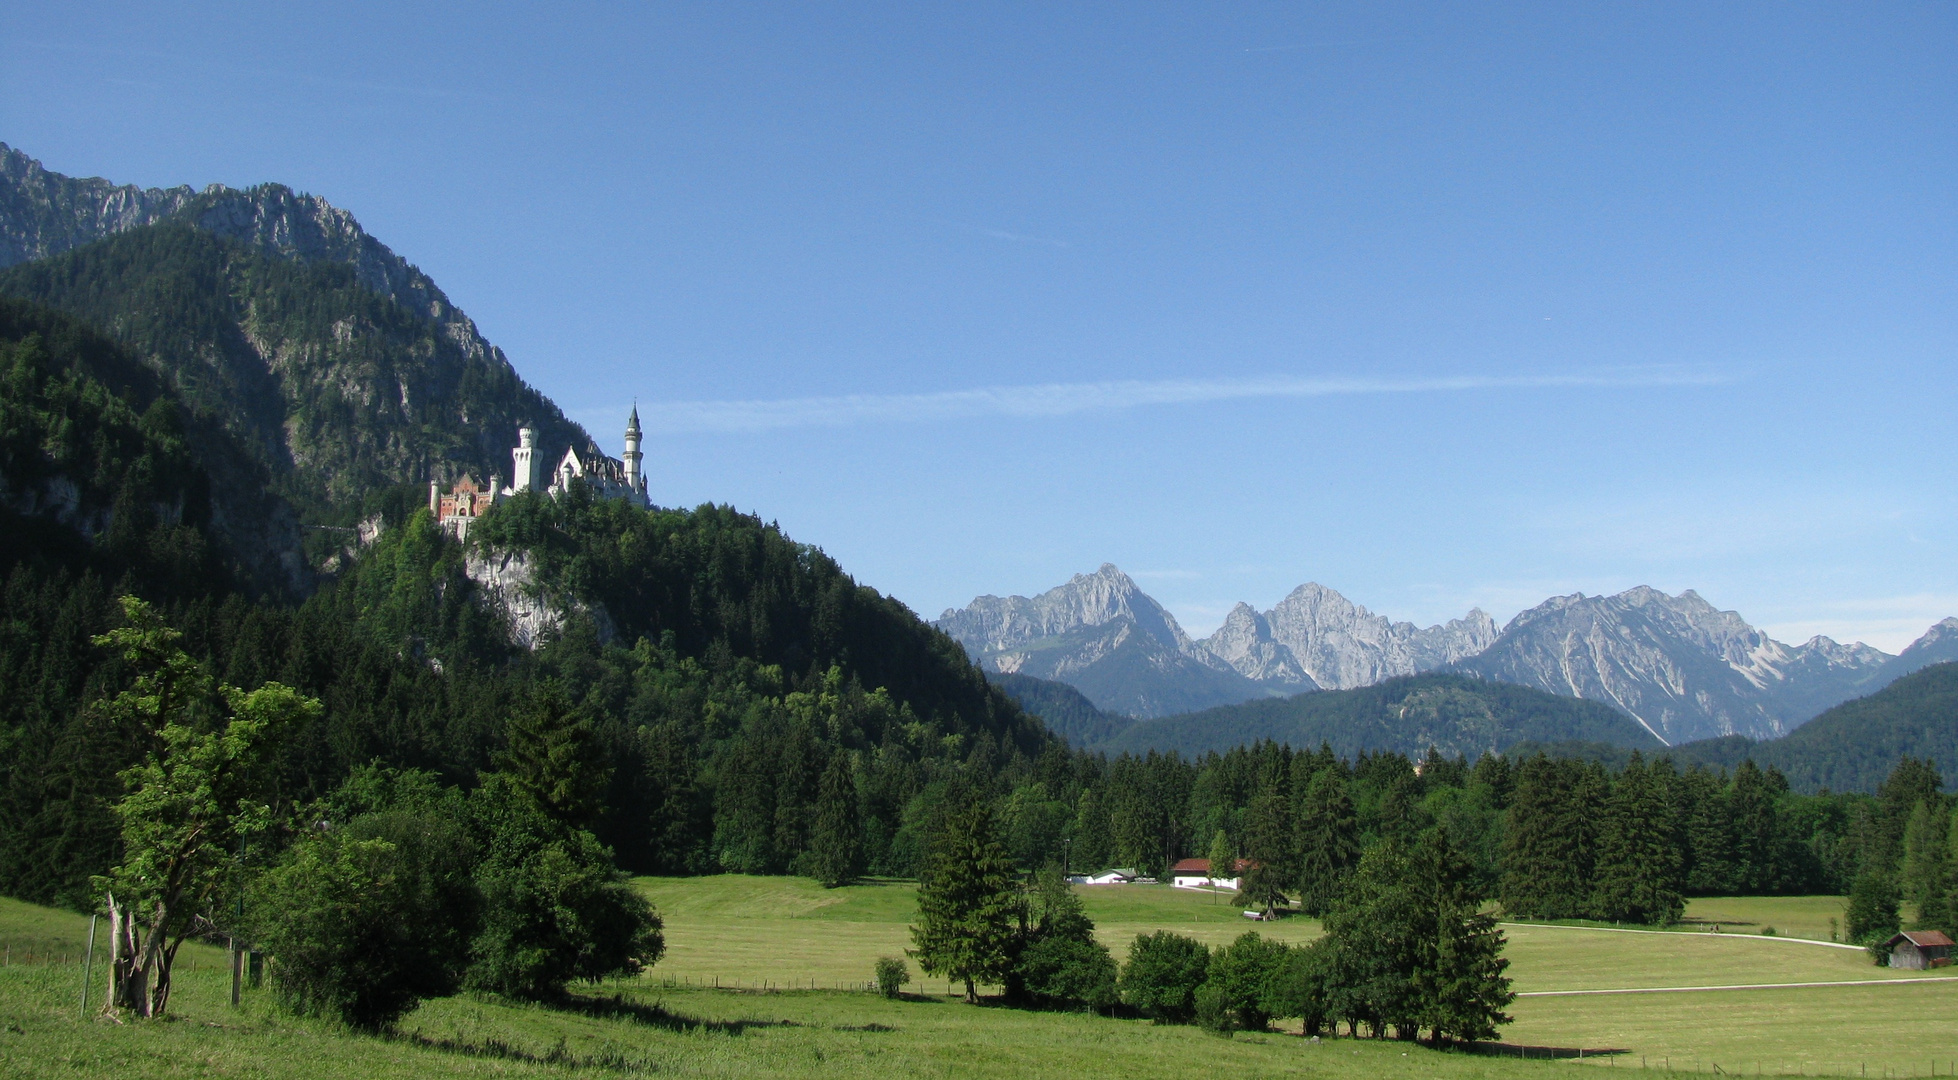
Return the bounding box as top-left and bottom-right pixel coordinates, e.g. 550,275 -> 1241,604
1497,923 -> 1936,993
1507,981 -> 1958,1071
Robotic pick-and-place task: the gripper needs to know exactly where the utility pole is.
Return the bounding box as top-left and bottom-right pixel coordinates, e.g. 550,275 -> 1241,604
1061,838 -> 1072,879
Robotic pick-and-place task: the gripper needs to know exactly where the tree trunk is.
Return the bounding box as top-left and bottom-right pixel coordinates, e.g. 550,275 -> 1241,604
963,977 -> 977,1004
106,894 -> 150,1016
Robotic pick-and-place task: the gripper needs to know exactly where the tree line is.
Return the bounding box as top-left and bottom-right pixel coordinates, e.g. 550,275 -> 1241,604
905,799 -> 1514,1045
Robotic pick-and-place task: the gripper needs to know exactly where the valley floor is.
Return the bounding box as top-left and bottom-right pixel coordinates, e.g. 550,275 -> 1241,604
3,884 -> 1956,1078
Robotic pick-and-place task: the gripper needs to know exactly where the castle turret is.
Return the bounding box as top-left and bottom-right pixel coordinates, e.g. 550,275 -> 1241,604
622,405 -> 644,495
511,425 -> 539,492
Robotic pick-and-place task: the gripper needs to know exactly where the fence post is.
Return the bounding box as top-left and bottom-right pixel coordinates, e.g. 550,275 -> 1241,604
79,915 -> 98,1017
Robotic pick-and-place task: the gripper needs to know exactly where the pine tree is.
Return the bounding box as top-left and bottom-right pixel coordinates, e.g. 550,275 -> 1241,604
1237,783 -> 1295,918
808,751 -> 863,888
1590,753 -> 1685,925
1900,799 -> 1949,930
1500,757 -> 1594,919
497,683 -> 610,832
1296,768 -> 1361,917
910,801 -> 1019,1002
1206,829 -> 1236,891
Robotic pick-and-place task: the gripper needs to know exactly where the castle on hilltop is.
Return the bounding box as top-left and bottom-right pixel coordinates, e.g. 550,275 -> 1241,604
431,407 -> 650,539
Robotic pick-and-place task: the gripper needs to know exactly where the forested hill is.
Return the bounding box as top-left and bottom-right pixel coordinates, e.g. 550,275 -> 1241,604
1661,662 -> 1958,793
1098,672 -> 1663,758
0,222 -> 584,523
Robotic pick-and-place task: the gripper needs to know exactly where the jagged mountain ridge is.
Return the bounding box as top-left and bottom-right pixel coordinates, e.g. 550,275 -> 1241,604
0,144 -> 591,520
935,564 -> 1306,718
938,566 -> 1955,744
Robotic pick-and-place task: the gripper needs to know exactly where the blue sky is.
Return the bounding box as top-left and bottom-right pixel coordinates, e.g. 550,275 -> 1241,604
6,3 -> 1954,649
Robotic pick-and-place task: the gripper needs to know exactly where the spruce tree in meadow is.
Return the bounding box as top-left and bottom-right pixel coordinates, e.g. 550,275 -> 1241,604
808,751 -> 863,888
1296,767 -> 1361,917
1237,784 -> 1295,918
1844,868 -> 1901,948
1206,829 -> 1236,890
910,800 -> 1019,1003
497,683 -> 610,832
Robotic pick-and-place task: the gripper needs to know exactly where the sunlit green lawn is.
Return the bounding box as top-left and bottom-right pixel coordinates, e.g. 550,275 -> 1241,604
10,882 -> 1958,1077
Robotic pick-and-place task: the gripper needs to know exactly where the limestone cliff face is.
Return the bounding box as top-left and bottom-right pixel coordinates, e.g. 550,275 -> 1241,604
1245,583 -> 1498,691
936,564 -> 1294,718
465,547 -> 615,652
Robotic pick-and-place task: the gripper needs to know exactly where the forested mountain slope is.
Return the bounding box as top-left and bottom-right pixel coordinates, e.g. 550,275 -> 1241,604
0,223 -> 582,519
983,670 -> 1134,747
0,297 -> 300,593
1665,662 -> 1958,793
1099,673 -> 1662,758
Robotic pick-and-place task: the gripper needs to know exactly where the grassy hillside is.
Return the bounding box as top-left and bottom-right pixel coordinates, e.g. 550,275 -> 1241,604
1100,673 -> 1661,757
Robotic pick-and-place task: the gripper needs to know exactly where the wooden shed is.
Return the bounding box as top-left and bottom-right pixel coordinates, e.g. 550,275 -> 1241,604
1884,930 -> 1955,970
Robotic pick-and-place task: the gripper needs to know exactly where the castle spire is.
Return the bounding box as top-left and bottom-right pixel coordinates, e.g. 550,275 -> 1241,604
622,403 -> 644,498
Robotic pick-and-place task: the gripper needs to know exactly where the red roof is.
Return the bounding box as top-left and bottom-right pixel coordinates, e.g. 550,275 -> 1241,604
1892,930 -> 1956,948
1168,858 -> 1253,874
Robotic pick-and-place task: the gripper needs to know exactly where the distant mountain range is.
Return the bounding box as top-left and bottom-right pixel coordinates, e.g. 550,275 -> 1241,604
940,565 -> 1958,744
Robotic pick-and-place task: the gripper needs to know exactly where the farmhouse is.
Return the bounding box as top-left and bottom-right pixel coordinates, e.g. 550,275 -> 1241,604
1068,868 -> 1136,885
1884,930 -> 1954,969
1168,857 -> 1246,891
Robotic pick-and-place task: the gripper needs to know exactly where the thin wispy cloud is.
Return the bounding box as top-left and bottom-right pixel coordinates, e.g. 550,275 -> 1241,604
633,366 -> 1731,434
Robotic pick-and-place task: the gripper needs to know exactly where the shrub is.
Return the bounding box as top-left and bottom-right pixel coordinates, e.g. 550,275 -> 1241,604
1262,940 -> 1333,1036
1194,982 -> 1233,1036
1207,931 -> 1291,1032
249,810 -> 479,1030
874,956 -> 910,998
1016,935 -> 1118,1011
466,778 -> 664,1000
1119,931 -> 1210,1023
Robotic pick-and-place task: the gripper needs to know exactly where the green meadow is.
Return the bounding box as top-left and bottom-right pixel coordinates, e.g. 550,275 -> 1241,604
6,882 -> 1958,1078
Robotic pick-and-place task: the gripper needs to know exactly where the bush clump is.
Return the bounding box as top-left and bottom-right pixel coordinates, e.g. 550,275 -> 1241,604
874,956 -> 910,998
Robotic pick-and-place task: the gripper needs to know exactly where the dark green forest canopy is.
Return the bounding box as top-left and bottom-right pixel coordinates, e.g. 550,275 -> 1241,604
1660,663 -> 1958,794
1098,673 -> 1661,758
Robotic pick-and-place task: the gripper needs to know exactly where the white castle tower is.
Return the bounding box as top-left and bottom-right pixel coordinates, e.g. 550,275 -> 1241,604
622,405 -> 643,494
511,425 -> 540,493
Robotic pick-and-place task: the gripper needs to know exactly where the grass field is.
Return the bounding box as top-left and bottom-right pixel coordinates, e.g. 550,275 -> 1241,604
8,883 -> 1958,1078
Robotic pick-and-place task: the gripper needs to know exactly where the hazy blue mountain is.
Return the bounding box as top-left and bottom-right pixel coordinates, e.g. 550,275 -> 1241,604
1099,672 -> 1661,759
983,671 -> 1135,747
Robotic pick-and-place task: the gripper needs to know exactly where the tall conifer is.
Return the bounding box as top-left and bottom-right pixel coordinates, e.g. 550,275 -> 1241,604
1590,752 -> 1684,925
808,752 -> 863,888
1296,768 -> 1361,917
910,801 -> 1018,1002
